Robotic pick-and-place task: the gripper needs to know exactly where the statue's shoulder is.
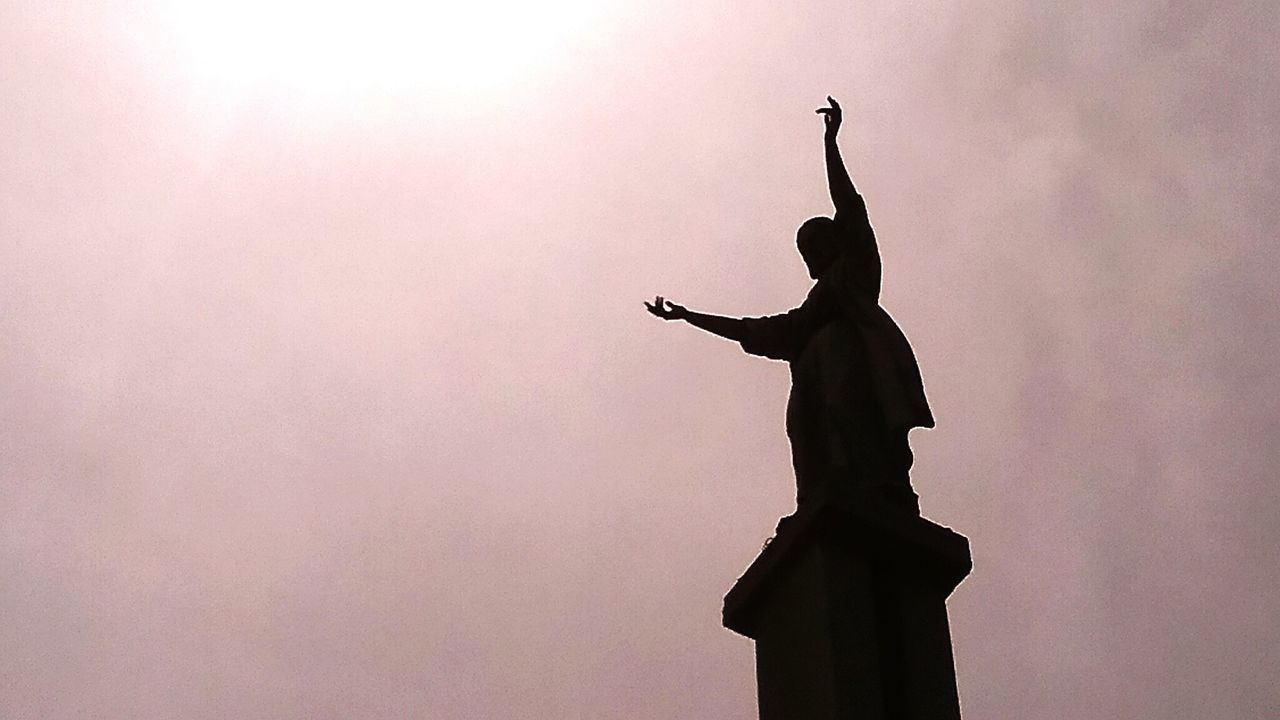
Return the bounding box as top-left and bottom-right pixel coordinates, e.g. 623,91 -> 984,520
814,254 -> 879,313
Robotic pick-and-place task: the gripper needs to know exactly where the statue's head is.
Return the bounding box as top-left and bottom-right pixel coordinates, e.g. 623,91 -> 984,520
797,216 -> 840,279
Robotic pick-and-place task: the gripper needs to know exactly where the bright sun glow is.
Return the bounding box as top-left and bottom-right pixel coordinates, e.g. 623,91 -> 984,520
164,0 -> 612,106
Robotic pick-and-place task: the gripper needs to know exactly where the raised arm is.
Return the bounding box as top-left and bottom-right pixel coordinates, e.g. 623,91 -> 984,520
816,96 -> 866,219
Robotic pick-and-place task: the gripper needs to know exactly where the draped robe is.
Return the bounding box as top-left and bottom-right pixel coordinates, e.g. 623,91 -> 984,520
736,203 -> 933,502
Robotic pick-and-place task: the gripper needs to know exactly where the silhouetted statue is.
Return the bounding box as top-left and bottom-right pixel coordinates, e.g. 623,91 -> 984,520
647,97 -> 933,512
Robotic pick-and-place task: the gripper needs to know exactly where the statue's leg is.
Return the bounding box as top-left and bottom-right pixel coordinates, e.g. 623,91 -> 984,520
818,322 -> 920,513
788,339 -> 839,508
786,382 -> 820,507
814,322 -> 882,495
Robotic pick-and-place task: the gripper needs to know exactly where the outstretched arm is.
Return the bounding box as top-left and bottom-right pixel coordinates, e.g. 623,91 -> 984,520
816,96 -> 866,219
645,296 -> 746,342
646,295 -> 822,361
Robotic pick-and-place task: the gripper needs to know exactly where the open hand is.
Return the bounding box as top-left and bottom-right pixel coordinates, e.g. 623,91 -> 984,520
816,95 -> 842,138
645,295 -> 688,321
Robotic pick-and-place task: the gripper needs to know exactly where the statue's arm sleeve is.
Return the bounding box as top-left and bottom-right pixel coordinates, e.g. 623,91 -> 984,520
831,210 -> 882,300
834,202 -> 871,240
738,305 -> 813,362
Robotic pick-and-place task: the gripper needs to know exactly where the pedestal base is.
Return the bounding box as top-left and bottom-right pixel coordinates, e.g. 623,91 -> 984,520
723,491 -> 971,720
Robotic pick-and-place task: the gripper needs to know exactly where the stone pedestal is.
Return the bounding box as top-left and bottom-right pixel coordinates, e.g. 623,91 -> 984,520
723,491 -> 971,720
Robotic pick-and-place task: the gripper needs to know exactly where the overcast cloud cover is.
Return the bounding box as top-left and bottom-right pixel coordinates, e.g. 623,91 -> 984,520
3,1 -> 1278,717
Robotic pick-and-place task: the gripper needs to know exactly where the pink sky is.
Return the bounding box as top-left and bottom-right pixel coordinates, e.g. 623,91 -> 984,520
3,1 -> 1278,717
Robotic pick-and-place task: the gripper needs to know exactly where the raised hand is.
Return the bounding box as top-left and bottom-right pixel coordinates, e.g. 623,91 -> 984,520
816,95 -> 842,139
645,295 -> 688,321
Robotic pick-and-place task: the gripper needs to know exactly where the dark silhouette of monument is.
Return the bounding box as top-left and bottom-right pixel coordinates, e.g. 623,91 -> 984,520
647,97 -> 971,718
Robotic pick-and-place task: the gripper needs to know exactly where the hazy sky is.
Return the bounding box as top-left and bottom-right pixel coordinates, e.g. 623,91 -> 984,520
3,1 -> 1278,717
